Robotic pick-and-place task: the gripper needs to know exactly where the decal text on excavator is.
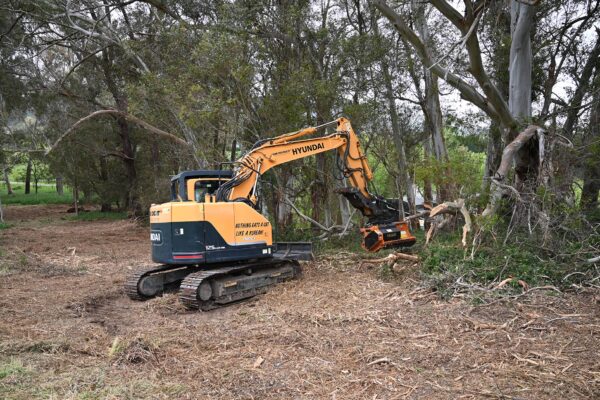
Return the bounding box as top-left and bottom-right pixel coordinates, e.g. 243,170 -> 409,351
292,142 -> 325,155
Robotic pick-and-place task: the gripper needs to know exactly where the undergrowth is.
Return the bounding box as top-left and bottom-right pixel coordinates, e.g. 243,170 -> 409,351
419,226 -> 599,299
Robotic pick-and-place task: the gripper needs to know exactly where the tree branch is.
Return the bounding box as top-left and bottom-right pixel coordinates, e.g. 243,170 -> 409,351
373,0 -> 499,120
46,109 -> 190,155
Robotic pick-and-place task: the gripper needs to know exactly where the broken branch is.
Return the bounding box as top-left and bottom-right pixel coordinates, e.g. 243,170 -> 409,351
483,125 -> 543,217
428,199 -> 472,247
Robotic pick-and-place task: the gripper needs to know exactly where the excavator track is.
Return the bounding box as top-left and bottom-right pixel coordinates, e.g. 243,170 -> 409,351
179,261 -> 301,310
124,264 -> 197,301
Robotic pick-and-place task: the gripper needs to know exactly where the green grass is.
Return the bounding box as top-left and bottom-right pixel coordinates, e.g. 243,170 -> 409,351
0,222 -> 12,230
65,211 -> 127,221
0,358 -> 27,380
0,184 -> 73,205
1,183 -> 74,205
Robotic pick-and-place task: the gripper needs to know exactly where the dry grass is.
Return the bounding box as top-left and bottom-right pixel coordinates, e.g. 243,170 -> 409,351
0,205 -> 599,399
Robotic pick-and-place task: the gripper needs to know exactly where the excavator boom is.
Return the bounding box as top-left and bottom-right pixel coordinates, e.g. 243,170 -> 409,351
216,117 -> 416,251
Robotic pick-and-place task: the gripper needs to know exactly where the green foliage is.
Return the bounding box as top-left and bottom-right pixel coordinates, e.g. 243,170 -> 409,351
65,211 -> 127,222
415,128 -> 486,204
0,222 -> 12,230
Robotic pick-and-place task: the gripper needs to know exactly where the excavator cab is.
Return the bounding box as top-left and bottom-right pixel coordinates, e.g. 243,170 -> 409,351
170,170 -> 233,202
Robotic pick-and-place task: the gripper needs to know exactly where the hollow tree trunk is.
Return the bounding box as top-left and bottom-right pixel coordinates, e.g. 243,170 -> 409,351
3,165 -> 12,195
509,0 -> 537,185
24,158 -> 32,194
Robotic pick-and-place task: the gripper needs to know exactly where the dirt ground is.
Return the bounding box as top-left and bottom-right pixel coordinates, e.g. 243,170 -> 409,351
0,205 -> 599,399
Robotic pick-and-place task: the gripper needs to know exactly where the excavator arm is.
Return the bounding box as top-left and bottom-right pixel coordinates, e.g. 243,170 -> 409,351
215,117 -> 416,251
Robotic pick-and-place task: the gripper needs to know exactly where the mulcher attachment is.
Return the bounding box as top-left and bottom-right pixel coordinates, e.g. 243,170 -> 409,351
335,187 -> 417,252
361,221 -> 416,252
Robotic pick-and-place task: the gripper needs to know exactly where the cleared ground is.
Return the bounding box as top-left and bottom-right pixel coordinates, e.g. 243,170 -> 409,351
0,205 -> 599,399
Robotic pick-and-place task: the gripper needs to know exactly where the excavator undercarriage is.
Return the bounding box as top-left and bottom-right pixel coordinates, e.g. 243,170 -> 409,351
126,242 -> 311,310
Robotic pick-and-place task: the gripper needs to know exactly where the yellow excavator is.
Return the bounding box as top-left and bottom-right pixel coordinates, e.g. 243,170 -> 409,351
125,117 -> 415,310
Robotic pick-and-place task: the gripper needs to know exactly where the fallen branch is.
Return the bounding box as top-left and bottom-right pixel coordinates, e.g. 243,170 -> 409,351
46,109 -> 190,155
427,199 -> 472,247
361,252 -> 419,267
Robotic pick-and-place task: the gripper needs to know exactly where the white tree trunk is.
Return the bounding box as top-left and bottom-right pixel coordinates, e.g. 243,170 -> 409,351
508,1 -> 534,120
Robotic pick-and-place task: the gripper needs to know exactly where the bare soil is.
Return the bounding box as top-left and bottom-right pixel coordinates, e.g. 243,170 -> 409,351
0,205 -> 599,399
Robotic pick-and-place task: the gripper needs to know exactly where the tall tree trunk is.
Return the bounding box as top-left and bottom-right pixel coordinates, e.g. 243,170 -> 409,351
407,0 -> 450,201
55,175 -> 64,195
3,165 -> 12,195
390,115 -> 416,218
311,110 -> 333,230
412,1 -> 447,163
73,181 -> 79,216
24,158 -> 32,194
99,156 -> 112,212
509,0 -> 537,185
484,1 -> 510,190
102,49 -> 139,214
373,15 -> 416,216
276,167 -> 293,231
423,138 -> 433,205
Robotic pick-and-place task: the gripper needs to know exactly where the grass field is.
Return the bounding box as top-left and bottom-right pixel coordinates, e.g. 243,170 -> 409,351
0,183 -> 73,205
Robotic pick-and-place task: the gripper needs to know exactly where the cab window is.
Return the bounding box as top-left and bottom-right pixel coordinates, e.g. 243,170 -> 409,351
194,180 -> 219,202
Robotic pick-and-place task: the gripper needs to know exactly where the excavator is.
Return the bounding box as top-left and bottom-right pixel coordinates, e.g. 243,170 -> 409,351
125,117 -> 416,310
